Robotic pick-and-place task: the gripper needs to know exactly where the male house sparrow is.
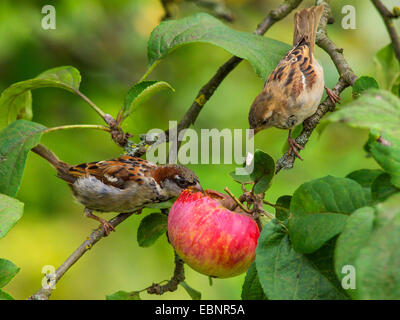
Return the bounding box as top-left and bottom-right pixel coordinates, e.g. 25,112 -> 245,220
32,144 -> 202,235
248,5 -> 340,159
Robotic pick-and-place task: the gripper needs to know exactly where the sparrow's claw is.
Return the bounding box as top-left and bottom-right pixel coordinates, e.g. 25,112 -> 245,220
287,137 -> 304,161
100,220 -> 116,236
84,208 -> 115,236
325,86 -> 341,105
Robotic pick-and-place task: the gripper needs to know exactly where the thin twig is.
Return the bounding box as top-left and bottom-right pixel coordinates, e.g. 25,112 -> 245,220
263,200 -> 289,212
43,124 -> 111,134
187,0 -> 235,22
224,187 -> 252,214
28,0 -> 304,300
275,1 -> 358,173
28,212 -> 135,300
44,123 -> 131,149
372,0 -> 400,64
152,0 -> 303,145
74,90 -> 115,126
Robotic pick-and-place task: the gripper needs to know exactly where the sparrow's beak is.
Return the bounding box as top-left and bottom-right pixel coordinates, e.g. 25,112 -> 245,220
248,127 -> 261,139
188,182 -> 204,193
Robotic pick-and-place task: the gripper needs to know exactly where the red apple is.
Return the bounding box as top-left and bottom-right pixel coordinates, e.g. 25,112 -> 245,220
168,189 -> 260,278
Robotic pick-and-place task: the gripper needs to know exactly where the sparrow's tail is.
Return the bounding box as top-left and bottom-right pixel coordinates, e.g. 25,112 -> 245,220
31,144 -> 75,183
293,5 -> 324,53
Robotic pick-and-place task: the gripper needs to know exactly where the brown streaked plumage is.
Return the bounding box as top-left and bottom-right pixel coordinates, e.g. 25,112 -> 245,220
248,5 -> 340,159
32,144 -> 202,235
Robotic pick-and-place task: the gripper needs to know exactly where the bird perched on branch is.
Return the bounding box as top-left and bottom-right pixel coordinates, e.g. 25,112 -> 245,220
248,5 -> 340,159
32,144 -> 202,235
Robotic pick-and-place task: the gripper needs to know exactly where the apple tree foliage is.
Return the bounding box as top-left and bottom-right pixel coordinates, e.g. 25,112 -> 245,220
0,12 -> 399,300
241,44 -> 400,300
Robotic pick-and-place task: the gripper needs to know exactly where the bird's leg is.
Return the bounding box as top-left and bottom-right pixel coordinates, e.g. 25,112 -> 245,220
287,129 -> 304,160
324,86 -> 341,106
84,208 -> 115,236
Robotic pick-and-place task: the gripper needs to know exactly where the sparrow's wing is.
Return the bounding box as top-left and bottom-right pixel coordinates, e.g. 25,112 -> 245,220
266,44 -> 318,99
67,155 -> 156,188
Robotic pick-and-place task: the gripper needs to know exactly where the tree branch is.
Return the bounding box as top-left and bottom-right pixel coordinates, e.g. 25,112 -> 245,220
147,251 -> 185,295
187,0 -> 235,22
372,0 -> 400,64
28,212 -> 136,300
73,90 -> 112,125
159,0 -> 303,143
275,1 -> 358,173
28,0 -> 303,300
160,0 -> 172,20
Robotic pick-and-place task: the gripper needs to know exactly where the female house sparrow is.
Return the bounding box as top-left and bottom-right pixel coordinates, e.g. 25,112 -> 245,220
32,144 -> 202,235
248,5 -> 340,159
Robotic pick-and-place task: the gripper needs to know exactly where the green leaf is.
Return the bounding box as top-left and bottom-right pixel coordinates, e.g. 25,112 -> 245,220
334,206 -> 375,298
106,290 -> 141,300
391,75 -> 400,97
346,169 -> 384,189
250,150 -> 275,194
369,139 -> 400,189
0,120 -> 46,197
374,194 -> 400,228
374,44 -> 400,91
0,194 -> 24,238
255,222 -> 346,300
229,171 -> 253,185
35,66 -> 81,91
289,213 -> 348,254
121,81 -> 174,120
274,195 -> 291,221
392,86 -> 400,97
0,259 -> 20,288
306,239 -> 348,296
328,89 -> 400,144
241,262 -> 266,300
137,212 -> 168,247
352,76 -> 379,98
180,281 -> 202,300
16,91 -> 32,121
288,176 -> 367,253
371,173 -> 400,202
0,66 -> 81,130
147,13 -> 291,82
346,169 -> 384,203
290,176 -> 368,216
355,200 -> 400,299
0,289 -> 14,300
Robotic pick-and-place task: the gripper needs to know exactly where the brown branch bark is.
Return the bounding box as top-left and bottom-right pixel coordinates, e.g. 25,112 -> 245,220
372,0 -> 400,64
186,0 -> 235,22
28,0 -> 304,300
275,1 -> 358,172
159,0 -> 304,143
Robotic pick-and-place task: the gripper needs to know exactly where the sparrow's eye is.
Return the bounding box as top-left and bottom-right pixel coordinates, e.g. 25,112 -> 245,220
174,175 -> 190,188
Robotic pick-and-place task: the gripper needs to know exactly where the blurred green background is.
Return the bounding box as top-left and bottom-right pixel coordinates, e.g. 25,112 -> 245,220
0,0 -> 398,300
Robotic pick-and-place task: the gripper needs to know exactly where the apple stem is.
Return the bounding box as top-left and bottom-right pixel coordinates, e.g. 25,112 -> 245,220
224,187 -> 252,214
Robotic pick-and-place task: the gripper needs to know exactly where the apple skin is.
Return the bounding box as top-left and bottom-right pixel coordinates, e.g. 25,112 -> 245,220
168,189 -> 260,278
